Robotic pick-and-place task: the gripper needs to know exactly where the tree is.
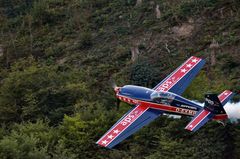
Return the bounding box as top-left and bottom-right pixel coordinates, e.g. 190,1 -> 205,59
0,120 -> 75,159
0,59 -> 88,124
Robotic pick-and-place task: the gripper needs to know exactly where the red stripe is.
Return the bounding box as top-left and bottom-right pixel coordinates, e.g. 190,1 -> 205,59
97,104 -> 148,147
140,101 -> 197,116
117,95 -> 198,116
218,90 -> 232,103
213,114 -> 228,120
155,56 -> 202,92
117,95 -> 139,105
185,109 -> 211,131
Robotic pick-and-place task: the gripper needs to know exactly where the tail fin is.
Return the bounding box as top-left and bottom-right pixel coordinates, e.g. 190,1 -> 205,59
204,93 -> 226,114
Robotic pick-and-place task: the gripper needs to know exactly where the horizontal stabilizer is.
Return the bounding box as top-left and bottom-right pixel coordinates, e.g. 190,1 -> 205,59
185,90 -> 234,132
218,90 -> 234,106
185,109 -> 214,132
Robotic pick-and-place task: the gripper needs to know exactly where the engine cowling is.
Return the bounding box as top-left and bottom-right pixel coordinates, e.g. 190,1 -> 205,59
118,85 -> 154,101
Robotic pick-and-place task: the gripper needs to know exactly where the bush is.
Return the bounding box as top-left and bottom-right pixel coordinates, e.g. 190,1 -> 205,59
0,59 -> 88,124
0,120 -> 76,159
79,32 -> 92,49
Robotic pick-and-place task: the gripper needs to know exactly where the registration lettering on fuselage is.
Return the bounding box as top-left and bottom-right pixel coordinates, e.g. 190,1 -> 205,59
176,108 -> 196,116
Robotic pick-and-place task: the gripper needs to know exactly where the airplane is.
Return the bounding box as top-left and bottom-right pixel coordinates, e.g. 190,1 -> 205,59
96,56 -> 235,149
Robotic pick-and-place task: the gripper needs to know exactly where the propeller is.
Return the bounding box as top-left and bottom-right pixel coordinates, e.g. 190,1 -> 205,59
116,98 -> 120,110
110,79 -> 117,90
110,79 -> 120,110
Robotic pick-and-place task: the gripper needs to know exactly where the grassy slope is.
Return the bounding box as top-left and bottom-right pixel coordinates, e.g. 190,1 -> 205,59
0,1 -> 240,158
1,0 -> 239,97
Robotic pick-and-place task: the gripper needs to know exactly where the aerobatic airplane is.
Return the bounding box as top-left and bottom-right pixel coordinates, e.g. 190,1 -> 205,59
96,56 -> 235,149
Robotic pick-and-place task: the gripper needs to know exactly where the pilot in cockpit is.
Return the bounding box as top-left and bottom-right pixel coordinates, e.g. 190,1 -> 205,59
150,91 -> 175,105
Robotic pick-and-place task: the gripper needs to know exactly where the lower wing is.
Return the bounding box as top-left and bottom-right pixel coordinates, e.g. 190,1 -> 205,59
96,104 -> 162,149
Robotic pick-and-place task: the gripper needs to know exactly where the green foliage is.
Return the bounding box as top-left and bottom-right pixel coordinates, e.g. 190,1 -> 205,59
0,0 -> 239,159
79,31 -> 93,49
0,120 -> 75,159
59,112 -> 110,158
183,70 -> 230,101
0,58 -> 88,124
31,0 -> 65,25
161,0 -> 219,23
129,58 -> 156,87
0,1 -> 34,18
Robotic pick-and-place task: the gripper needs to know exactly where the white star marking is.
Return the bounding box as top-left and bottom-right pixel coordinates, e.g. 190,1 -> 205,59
189,125 -> 193,128
167,80 -> 173,84
181,68 -> 187,73
102,140 -> 108,144
134,110 -> 139,114
224,93 -> 229,96
192,59 -> 198,63
108,135 -> 114,139
186,64 -> 192,68
113,129 -> 120,134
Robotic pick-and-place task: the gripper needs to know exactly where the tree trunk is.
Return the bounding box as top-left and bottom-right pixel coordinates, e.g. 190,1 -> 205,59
210,50 -> 216,66
209,39 -> 219,66
131,46 -> 140,62
156,5 -> 161,19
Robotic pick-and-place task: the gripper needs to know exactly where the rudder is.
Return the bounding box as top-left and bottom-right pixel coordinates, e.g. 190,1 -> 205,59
204,93 -> 226,114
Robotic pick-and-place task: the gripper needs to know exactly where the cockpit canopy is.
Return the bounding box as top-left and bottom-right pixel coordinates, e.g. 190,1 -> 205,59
150,91 -> 176,100
150,91 -> 176,105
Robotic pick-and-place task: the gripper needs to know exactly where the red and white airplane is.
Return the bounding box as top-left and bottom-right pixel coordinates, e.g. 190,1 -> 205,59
96,56 -> 234,149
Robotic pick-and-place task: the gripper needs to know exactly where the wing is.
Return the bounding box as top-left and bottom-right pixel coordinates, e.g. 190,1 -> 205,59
153,56 -> 205,95
185,90 -> 234,132
96,104 -> 162,149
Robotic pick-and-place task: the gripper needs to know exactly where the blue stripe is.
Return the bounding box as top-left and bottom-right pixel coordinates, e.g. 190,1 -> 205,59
168,59 -> 205,95
222,93 -> 235,106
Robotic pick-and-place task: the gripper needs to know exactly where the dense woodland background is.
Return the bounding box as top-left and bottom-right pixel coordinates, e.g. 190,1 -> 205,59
0,0 -> 240,158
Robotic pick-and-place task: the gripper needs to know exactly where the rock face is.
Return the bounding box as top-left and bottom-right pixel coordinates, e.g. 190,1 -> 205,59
172,23 -> 194,37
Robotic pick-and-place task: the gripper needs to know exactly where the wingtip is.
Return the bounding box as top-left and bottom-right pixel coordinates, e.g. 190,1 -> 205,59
185,125 -> 194,132
96,142 -> 113,149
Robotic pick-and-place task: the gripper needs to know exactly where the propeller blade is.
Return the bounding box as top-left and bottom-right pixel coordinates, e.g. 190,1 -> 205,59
109,78 -> 120,110
110,79 -> 117,89
116,98 -> 120,110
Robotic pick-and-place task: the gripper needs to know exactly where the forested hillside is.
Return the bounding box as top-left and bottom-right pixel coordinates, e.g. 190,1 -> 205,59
0,0 -> 240,158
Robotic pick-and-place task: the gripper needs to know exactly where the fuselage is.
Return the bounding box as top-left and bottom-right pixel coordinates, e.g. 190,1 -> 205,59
115,85 -> 226,120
